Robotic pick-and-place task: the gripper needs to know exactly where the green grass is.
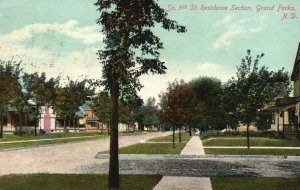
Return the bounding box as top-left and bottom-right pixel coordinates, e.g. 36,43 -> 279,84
0,132 -> 104,142
0,174 -> 161,190
148,132 -> 191,142
0,136 -> 106,150
0,131 -> 153,151
200,131 -> 280,140
102,143 -> 186,154
203,138 -> 300,147
211,177 -> 300,190
205,148 -> 300,155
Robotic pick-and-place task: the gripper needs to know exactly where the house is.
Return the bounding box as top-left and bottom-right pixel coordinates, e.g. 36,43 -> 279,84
273,43 -> 300,137
76,101 -> 101,132
2,103 -> 56,134
75,101 -> 131,132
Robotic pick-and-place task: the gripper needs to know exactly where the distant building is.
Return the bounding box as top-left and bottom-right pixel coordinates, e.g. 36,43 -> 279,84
39,105 -> 56,133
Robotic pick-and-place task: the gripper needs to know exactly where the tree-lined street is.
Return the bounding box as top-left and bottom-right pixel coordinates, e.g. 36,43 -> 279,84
0,132 -> 171,176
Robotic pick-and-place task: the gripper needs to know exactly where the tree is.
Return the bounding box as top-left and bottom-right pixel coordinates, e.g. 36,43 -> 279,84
95,0 -> 186,188
0,58 -> 23,138
136,97 -> 160,131
189,77 -> 225,131
54,78 -> 94,133
157,80 -> 192,146
91,92 -> 112,134
222,80 -> 240,130
23,72 -> 60,135
234,50 -> 290,148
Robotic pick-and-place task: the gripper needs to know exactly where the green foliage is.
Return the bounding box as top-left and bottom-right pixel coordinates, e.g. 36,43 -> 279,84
189,77 -> 225,130
95,1 -> 186,186
22,72 -> 60,105
158,80 -> 191,125
54,78 -> 93,122
91,93 -> 111,125
95,0 -> 186,92
91,92 -> 133,125
0,58 -> 26,136
233,50 -> 290,126
135,97 -> 160,129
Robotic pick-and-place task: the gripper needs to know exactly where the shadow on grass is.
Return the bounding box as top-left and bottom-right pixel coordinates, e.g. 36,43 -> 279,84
0,174 -> 161,190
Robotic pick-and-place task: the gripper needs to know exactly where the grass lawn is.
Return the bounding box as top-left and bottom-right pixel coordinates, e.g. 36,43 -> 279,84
203,138 -> 300,147
0,174 -> 161,190
0,132 -> 105,142
102,143 -> 186,154
211,177 -> 300,190
205,148 -> 300,155
0,131 -> 150,151
148,132 -> 191,142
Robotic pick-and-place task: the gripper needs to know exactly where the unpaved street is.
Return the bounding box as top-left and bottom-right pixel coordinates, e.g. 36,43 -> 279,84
0,132 -> 172,176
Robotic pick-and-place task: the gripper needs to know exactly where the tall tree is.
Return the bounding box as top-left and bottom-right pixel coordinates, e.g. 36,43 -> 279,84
136,97 -> 160,131
0,59 -> 23,138
95,0 -> 186,188
54,78 -> 94,133
23,72 -> 60,135
234,50 -> 289,148
91,92 -> 112,134
189,77 -> 225,131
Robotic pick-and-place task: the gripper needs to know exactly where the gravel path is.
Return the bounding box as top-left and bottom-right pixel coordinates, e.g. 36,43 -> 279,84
0,132 -> 172,176
92,156 -> 300,177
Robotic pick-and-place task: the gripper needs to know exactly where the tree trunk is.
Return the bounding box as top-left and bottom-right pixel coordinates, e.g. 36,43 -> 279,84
277,111 -> 280,137
172,125 -> 175,148
179,125 -> 182,143
108,78 -> 120,189
247,124 -> 250,149
107,121 -> 110,136
35,106 -> 38,136
188,125 -> 192,137
64,119 -> 66,133
0,113 -> 3,138
25,114 -> 28,134
19,113 -> 22,136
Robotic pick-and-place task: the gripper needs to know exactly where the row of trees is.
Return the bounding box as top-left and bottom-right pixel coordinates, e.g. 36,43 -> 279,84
157,50 -> 290,149
0,58 -> 94,137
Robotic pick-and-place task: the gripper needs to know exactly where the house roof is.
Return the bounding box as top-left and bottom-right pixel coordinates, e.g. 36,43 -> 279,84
81,101 -> 92,111
291,42 -> 300,81
75,101 -> 94,117
277,96 -> 300,107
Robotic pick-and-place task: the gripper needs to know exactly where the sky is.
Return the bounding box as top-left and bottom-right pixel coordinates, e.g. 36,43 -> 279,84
1,0 -> 300,101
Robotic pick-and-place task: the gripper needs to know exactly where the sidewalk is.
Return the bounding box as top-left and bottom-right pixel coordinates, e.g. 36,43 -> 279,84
180,136 -> 206,155
153,136 -> 212,190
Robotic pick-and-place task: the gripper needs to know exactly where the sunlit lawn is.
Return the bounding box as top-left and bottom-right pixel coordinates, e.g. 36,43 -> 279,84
205,148 -> 300,155
203,138 -> 300,147
148,132 -> 191,142
0,174 -> 161,190
0,131 -> 149,151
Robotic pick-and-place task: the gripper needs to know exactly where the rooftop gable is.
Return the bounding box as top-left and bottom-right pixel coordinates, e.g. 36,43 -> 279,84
291,42 -> 300,81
